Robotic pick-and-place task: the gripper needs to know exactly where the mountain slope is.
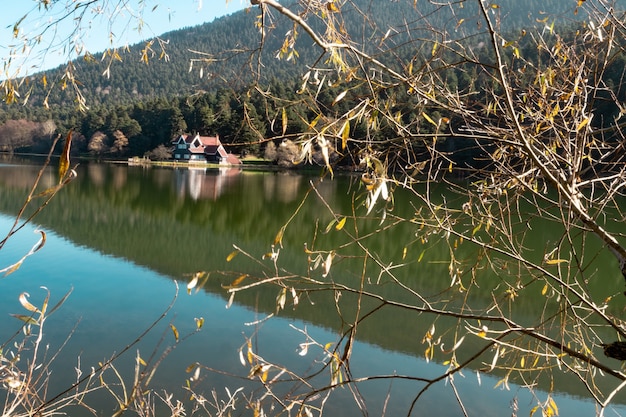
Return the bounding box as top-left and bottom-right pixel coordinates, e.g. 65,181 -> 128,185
8,0 -> 599,110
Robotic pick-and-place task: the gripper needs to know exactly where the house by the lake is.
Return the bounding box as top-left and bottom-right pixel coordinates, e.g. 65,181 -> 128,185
172,134 -> 242,165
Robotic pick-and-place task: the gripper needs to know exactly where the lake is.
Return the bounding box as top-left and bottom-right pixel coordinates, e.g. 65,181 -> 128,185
0,159 -> 624,416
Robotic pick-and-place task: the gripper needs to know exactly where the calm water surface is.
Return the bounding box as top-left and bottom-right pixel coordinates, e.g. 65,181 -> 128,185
0,160 -> 624,416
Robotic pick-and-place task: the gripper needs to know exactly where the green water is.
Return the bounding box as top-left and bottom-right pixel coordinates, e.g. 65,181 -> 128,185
0,159 -> 624,416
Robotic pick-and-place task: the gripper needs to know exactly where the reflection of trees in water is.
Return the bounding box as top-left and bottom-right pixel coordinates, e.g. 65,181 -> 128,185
263,171 -> 302,203
0,161 -> 624,403
151,167 -> 171,188
87,163 -> 106,187
111,165 -> 127,190
0,164 -> 56,191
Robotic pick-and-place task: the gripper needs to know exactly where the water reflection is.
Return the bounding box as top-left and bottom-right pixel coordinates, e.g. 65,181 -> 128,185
175,167 -> 242,201
262,171 -> 303,203
0,160 -> 625,416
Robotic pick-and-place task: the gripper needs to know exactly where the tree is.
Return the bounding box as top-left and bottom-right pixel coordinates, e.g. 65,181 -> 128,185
29,119 -> 58,154
276,139 -> 300,168
145,144 -> 172,160
88,131 -> 109,156
110,129 -> 129,155
0,119 -> 39,151
264,140 -> 277,161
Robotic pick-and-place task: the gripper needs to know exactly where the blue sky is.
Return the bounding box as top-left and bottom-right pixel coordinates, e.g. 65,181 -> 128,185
2,0 -> 248,74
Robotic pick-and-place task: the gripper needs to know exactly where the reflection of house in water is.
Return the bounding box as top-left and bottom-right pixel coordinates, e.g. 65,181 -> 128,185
262,172 -> 303,203
174,167 -> 241,201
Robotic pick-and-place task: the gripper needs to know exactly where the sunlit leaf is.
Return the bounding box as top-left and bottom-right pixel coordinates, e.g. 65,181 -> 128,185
195,317 -> 204,329
576,117 -> 591,132
248,364 -> 261,378
247,340 -> 254,364
274,226 -> 285,246
32,230 -> 47,253
187,276 -> 198,294
330,354 -> 343,384
170,324 -> 179,342
226,291 -> 235,309
332,90 -> 347,106
290,287 -> 299,307
222,274 -> 248,290
58,130 -> 73,183
10,314 -> 38,325
422,112 -> 438,127
489,346 -> 500,371
545,259 -> 568,265
340,121 -> 350,149
324,218 -> 336,233
226,250 -> 239,262
298,343 -> 309,356
450,336 -> 465,352
424,345 -> 433,362
32,185 -> 59,199
276,287 -> 287,311
309,113 -> 322,128
39,287 -> 51,316
19,292 -> 39,313
530,405 -> 540,417
335,217 -> 347,231
281,107 -> 288,136
191,366 -> 200,381
1,260 -> 24,277
547,397 -> 559,416
493,378 -> 507,389
541,283 -> 549,295
138,356 -> 147,366
322,252 -> 334,277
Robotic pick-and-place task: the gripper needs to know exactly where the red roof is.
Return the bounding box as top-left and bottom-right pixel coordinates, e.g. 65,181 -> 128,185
197,136 -> 221,146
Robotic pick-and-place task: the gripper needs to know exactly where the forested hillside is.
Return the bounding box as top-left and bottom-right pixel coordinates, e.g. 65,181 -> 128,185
8,0 -> 591,108
0,0 -> 622,164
